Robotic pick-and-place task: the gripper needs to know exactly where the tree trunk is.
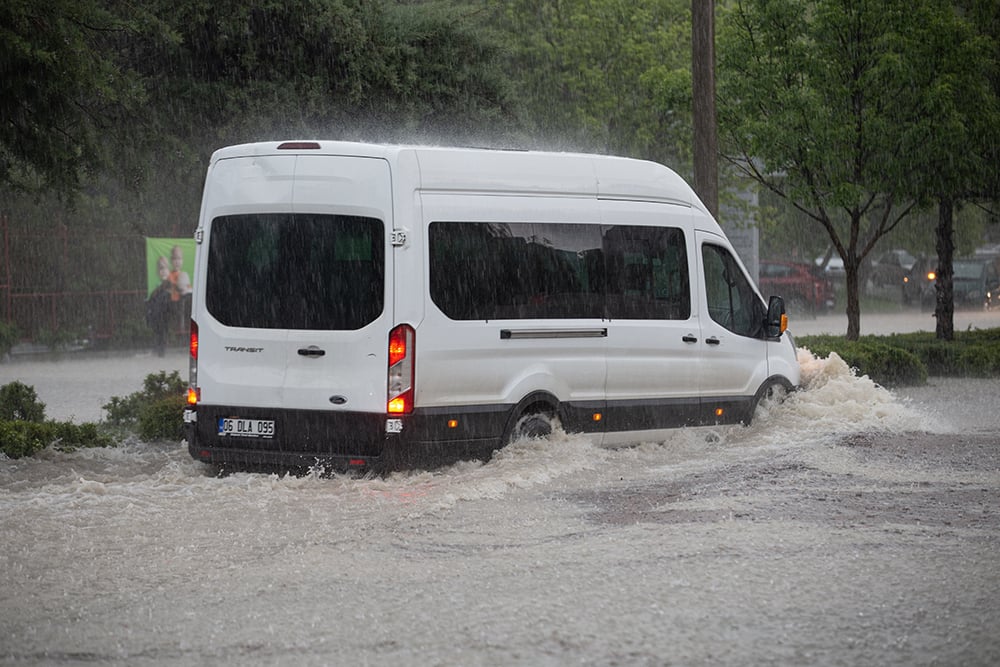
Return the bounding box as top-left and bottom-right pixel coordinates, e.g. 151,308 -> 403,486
935,198 -> 955,341
692,0 -> 718,219
844,259 -> 862,340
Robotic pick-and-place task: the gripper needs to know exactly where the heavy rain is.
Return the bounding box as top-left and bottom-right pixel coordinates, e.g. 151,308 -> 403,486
3,1 -> 1000,665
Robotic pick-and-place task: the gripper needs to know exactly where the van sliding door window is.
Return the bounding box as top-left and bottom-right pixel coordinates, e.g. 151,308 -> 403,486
702,244 -> 764,338
429,222 -> 689,320
206,214 -> 384,330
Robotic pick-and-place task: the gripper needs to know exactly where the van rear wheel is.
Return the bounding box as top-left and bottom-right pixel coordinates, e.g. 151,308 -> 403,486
504,408 -> 555,445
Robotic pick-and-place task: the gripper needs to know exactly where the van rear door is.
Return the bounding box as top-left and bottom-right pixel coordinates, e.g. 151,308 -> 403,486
197,154 -> 394,416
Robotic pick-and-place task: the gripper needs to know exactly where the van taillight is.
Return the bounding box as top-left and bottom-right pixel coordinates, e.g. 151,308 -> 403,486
188,320 -> 199,405
387,324 -> 415,414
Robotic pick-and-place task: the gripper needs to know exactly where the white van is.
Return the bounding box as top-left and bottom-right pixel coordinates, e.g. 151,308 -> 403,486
183,141 -> 799,471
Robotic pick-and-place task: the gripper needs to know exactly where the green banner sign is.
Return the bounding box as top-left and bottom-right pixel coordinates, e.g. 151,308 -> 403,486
145,238 -> 196,298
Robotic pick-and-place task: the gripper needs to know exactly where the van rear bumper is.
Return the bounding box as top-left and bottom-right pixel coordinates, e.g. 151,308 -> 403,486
186,404 -> 385,470
185,404 -> 508,471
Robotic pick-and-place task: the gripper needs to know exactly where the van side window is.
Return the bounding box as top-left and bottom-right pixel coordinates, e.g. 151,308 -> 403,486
429,222 -> 689,320
603,225 -> 690,320
207,214 -> 384,330
702,243 -> 763,337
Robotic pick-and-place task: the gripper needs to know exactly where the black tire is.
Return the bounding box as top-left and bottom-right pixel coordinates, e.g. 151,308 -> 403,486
504,406 -> 555,445
748,381 -> 790,425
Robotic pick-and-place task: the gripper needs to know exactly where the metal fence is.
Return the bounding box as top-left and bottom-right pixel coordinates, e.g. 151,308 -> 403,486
1,214 -> 188,346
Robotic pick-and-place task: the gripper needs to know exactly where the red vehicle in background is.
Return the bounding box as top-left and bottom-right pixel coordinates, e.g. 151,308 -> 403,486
759,260 -> 835,315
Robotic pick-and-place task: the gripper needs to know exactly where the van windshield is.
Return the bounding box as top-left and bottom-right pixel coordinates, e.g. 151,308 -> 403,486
206,214 -> 384,330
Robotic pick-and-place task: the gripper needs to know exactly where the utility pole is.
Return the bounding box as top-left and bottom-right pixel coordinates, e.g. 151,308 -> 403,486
692,0 -> 718,219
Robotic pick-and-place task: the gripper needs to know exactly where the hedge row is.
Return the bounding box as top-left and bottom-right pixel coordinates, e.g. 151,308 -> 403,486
797,327 -> 1000,386
0,420 -> 113,459
0,373 -> 183,459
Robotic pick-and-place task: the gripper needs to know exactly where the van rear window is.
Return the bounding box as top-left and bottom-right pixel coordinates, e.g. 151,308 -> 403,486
206,214 -> 384,330
429,222 -> 689,320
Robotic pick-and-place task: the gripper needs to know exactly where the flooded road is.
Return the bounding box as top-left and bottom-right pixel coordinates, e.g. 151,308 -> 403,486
1,345 -> 999,666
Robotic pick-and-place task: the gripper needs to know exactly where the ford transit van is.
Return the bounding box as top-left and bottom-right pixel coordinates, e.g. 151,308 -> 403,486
184,141 -> 799,471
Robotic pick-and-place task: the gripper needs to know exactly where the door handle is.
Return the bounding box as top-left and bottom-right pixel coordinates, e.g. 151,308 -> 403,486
705,337 -> 721,346
682,334 -> 698,343
298,346 -> 326,357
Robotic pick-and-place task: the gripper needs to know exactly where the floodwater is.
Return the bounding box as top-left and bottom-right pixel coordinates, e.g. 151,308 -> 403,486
1,339 -> 999,666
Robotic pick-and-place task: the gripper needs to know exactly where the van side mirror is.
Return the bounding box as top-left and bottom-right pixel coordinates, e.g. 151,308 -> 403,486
765,296 -> 787,339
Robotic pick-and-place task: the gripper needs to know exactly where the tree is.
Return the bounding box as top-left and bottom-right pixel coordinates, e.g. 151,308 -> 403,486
501,0 -> 694,168
717,0 -> 994,340
0,0 -> 163,195
867,0 -> 999,339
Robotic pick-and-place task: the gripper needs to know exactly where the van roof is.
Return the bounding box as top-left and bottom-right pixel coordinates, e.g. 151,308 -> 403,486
210,141 -> 706,211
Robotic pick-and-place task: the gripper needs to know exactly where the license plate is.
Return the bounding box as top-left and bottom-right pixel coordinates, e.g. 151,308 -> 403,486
217,417 -> 275,439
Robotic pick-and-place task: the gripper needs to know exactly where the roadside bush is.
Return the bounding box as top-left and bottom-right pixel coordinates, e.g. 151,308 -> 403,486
798,336 -> 927,386
137,393 -> 187,441
34,326 -> 80,351
0,321 -> 18,357
0,381 -> 46,422
799,327 -> 1000,385
878,329 -> 1000,377
104,314 -> 152,350
0,381 -> 114,458
103,370 -> 186,441
0,420 -> 113,459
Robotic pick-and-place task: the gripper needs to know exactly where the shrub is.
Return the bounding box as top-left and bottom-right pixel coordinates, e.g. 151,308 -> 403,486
103,370 -> 186,441
0,381 -> 46,422
34,326 -> 80,351
104,370 -> 185,425
799,327 -> 1000,385
797,336 -> 927,386
0,321 -> 18,357
0,419 -> 113,459
138,393 -> 187,441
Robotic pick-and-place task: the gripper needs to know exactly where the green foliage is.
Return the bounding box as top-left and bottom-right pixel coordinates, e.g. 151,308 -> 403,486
717,0 -> 999,339
500,0 -> 693,168
799,336 -> 928,387
0,419 -> 113,459
107,315 -> 155,349
0,381 -> 46,422
0,0 -> 161,194
138,393 -> 187,441
0,381 -> 112,458
34,327 -> 81,351
103,370 -> 186,440
0,321 -> 18,357
799,328 -> 1000,386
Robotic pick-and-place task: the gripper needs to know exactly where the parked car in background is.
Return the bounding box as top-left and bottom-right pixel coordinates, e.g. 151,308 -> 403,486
871,248 -> 917,288
760,260 -> 835,315
903,256 -> 1000,311
814,254 -> 845,278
